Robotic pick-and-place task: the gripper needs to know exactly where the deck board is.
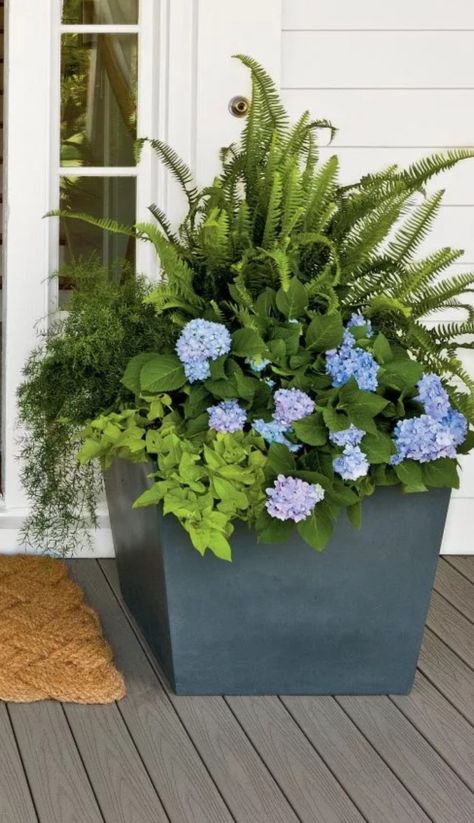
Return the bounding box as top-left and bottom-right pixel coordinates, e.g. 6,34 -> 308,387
1,556 -> 473,823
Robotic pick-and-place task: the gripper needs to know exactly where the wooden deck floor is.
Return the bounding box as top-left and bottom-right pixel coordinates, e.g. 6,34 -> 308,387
1,556 -> 473,823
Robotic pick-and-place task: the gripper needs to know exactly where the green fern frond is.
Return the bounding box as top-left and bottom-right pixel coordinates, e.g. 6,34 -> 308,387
148,203 -> 179,243
387,191 -> 444,263
138,138 -> 198,206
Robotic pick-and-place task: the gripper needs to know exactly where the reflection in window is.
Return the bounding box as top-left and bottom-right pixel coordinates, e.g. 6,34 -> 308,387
61,33 -> 137,167
59,176 -> 136,270
62,0 -> 138,25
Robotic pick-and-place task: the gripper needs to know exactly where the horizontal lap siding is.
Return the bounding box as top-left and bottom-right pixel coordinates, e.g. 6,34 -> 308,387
280,4 -> 474,543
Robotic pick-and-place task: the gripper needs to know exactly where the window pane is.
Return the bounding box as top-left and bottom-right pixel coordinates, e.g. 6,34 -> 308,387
61,33 -> 137,166
59,176 -> 136,270
62,1 -> 138,24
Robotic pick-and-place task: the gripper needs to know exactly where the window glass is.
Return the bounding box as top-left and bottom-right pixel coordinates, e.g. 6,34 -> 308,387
62,1 -> 139,24
61,33 -> 137,167
59,175 -> 136,269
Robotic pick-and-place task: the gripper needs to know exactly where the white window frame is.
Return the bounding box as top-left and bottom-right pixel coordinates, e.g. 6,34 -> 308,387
1,0 -> 166,519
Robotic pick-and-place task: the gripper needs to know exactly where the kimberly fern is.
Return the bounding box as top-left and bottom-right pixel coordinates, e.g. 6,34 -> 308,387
51,55 -> 474,418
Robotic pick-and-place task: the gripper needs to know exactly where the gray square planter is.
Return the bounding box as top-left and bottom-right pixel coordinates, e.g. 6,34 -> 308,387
104,458 -> 450,695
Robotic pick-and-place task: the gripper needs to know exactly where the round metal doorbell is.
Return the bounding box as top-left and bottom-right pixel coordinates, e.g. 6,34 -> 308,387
228,96 -> 250,117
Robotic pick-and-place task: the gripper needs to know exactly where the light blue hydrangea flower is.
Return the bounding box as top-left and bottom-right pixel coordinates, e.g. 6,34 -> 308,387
329,425 -> 365,448
207,400 -> 247,434
253,419 -> 300,453
246,356 -> 271,374
415,373 -> 451,420
265,474 -> 325,522
326,331 -> 379,392
176,319 -> 232,383
183,360 -> 211,383
273,388 -> 315,428
347,311 -> 373,337
443,407 -> 468,446
333,445 -> 369,481
390,414 -> 460,464
264,377 -> 276,389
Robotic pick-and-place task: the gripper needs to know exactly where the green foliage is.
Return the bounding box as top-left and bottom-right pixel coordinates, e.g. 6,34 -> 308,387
18,260 -> 174,554
24,57 -> 474,559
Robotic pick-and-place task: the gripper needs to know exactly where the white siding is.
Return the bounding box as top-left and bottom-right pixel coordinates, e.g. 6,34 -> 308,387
281,1 -> 474,552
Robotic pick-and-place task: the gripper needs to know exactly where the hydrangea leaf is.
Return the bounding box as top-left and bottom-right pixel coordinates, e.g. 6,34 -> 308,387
306,312 -> 343,351
379,359 -> 424,391
394,460 -> 427,492
122,352 -> 159,394
422,458 -> 460,489
140,354 -> 186,393
297,506 -> 334,552
347,501 -> 362,529
232,328 -> 267,358
256,511 -> 295,543
293,413 -> 328,445
373,333 -> 394,364
275,277 -> 308,318
361,431 -> 395,464
265,442 -> 296,476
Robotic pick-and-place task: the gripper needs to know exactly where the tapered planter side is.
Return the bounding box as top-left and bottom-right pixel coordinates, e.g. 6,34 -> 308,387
104,458 -> 450,696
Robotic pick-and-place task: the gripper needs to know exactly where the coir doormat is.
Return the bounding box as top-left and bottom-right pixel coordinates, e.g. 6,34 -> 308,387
0,556 -> 125,703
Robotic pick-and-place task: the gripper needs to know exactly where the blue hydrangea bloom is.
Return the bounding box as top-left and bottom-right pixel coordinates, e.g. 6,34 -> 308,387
207,400 -> 247,433
246,356 -> 271,374
329,425 -> 365,448
273,388 -> 315,428
391,415 -> 460,464
333,445 -> 370,481
347,312 -> 373,338
264,377 -> 276,389
415,373 -> 451,420
265,474 -> 325,522
443,407 -> 468,446
183,360 -> 211,383
253,419 -> 300,453
326,331 -> 379,392
176,319 -> 231,383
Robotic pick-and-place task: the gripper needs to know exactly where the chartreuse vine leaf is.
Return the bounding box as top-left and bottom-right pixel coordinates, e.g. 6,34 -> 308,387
306,312 -> 343,351
140,354 -> 186,393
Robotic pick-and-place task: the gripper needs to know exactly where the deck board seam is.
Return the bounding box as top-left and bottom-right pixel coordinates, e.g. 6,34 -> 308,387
275,695 -> 371,823
222,696 -> 305,823
441,557 -> 474,588
443,557 -> 474,584
416,642 -> 474,730
386,692 -> 474,800
333,697 -> 436,823
96,560 -> 239,823
59,703 -> 107,823
112,700 -> 173,823
425,619 -> 474,674
432,584 -> 474,628
4,704 -> 41,823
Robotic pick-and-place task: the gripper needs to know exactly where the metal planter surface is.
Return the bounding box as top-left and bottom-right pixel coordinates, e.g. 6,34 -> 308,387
104,459 -> 450,695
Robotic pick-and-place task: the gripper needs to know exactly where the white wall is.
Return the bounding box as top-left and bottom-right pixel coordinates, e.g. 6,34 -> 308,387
280,0 -> 474,552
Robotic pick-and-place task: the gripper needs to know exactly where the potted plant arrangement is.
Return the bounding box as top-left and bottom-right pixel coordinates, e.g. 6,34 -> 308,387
21,57 -> 474,695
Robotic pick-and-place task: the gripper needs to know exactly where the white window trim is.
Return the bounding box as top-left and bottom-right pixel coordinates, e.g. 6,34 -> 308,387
1,0 -> 166,519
